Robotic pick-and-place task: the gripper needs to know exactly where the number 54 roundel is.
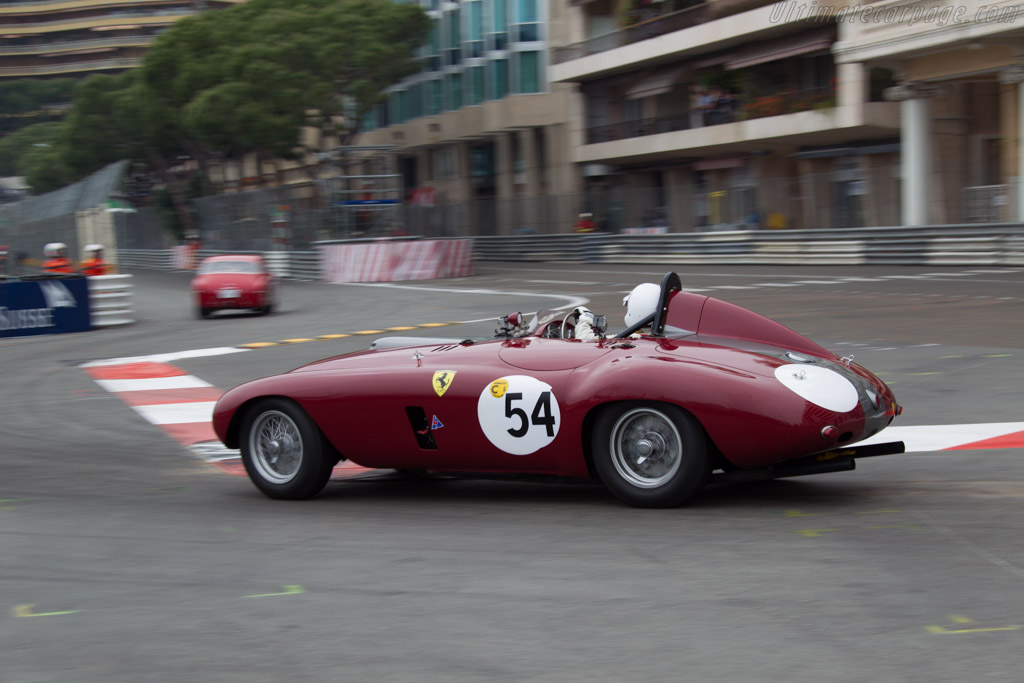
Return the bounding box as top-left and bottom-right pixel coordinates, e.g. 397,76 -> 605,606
477,375 -> 560,456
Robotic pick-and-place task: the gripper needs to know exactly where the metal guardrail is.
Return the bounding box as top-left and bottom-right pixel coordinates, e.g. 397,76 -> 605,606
117,249 -> 173,270
116,225 -> 1024,278
118,248 -> 322,280
472,225 -> 1024,266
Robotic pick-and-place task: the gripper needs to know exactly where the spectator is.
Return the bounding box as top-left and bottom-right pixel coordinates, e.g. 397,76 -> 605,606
689,85 -> 705,128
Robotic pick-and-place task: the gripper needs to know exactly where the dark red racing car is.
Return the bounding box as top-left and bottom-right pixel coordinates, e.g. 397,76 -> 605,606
212,273 -> 903,507
192,255 -> 276,318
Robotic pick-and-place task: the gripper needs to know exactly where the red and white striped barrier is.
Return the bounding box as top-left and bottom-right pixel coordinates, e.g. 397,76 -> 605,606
320,239 -> 473,283
621,227 -> 669,235
171,245 -> 197,270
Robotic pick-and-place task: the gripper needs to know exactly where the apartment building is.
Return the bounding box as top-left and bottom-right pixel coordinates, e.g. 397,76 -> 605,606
352,0 -> 581,236
548,0 -> 915,232
0,0 -> 242,80
835,0 -> 1024,225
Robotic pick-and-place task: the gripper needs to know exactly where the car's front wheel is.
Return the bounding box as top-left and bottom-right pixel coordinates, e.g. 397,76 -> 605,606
240,398 -> 336,499
593,403 -> 708,508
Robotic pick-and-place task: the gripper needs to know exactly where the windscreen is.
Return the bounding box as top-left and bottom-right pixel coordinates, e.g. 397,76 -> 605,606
198,260 -> 263,275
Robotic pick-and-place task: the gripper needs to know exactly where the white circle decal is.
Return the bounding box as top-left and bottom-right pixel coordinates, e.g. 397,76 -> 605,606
774,364 -> 859,413
478,375 -> 561,455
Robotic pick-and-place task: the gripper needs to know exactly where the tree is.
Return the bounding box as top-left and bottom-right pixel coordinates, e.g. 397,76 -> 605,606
57,0 -> 430,233
0,121 -> 64,178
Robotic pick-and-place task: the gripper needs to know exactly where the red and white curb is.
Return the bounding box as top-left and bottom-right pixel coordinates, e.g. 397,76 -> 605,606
80,348 -> 374,480
854,423 -> 1024,452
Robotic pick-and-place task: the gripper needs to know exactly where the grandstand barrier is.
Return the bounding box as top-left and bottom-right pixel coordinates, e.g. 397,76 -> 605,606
87,274 -> 134,327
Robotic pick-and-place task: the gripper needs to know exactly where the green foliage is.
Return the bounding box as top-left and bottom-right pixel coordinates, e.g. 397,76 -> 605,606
58,72 -> 150,178
19,0 -> 429,222
22,143 -> 74,194
0,78 -> 76,116
140,0 -> 430,160
0,121 -> 63,177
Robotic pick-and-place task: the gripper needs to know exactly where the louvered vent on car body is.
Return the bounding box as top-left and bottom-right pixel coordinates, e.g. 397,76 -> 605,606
405,407 -> 437,450
431,345 -> 460,352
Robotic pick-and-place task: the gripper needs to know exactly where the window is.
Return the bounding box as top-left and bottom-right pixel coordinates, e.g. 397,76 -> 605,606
492,0 -> 508,32
517,51 -> 540,94
513,0 -> 539,42
488,58 -> 508,100
516,0 -> 537,23
465,1 -> 483,58
434,146 -> 454,178
466,66 -> 485,105
447,73 -> 463,109
428,79 -> 442,116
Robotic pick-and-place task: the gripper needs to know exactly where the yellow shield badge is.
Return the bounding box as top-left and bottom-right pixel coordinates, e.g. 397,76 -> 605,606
432,370 -> 457,397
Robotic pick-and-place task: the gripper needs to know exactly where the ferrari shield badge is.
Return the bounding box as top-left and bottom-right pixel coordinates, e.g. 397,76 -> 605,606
432,370 -> 457,397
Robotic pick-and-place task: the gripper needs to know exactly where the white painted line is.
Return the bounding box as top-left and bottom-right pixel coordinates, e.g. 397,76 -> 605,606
94,375 -> 213,393
853,422 -> 1024,453
756,283 -> 798,287
794,280 -> 840,285
526,280 -> 598,285
714,285 -> 754,290
884,275 -> 929,280
81,347 -> 250,367
338,282 -> 589,311
131,401 -> 217,425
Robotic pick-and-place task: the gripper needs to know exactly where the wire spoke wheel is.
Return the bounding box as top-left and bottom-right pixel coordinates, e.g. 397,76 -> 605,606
250,410 -> 304,484
594,403 -> 708,508
240,398 -> 336,500
609,408 -> 682,488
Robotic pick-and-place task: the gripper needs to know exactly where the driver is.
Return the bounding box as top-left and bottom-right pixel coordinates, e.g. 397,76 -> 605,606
574,282 -> 660,341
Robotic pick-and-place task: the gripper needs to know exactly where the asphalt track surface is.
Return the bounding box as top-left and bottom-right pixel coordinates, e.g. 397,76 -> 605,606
3,262 -> 1023,683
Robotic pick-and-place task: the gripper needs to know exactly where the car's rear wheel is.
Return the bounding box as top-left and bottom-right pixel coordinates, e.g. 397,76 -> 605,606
240,398 -> 336,499
593,403 -> 708,508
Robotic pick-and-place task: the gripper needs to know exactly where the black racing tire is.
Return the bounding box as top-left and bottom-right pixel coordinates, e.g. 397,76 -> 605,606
592,402 -> 708,508
240,398 -> 336,500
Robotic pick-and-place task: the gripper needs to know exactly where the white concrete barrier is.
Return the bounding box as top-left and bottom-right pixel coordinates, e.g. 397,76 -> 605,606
87,274 -> 134,327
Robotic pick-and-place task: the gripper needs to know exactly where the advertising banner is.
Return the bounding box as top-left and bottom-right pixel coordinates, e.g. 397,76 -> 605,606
0,276 -> 91,337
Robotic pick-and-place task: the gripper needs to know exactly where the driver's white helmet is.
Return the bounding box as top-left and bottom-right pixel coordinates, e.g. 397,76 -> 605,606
623,283 -> 660,327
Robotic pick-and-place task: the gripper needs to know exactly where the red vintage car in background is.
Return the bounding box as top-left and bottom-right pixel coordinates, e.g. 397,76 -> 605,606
212,273 -> 903,507
191,255 -> 276,318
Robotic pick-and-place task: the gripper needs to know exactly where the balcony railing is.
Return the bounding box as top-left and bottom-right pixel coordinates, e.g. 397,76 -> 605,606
0,57 -> 141,76
0,34 -> 155,55
586,113 -> 691,144
584,85 -> 836,144
552,5 -> 711,65
0,9 -> 195,32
